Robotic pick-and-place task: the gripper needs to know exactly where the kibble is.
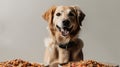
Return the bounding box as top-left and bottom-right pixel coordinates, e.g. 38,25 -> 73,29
0,59 -> 44,67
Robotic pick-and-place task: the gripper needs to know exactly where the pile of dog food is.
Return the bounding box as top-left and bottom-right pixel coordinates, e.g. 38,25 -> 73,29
63,60 -> 116,67
0,59 -> 118,67
0,59 -> 44,67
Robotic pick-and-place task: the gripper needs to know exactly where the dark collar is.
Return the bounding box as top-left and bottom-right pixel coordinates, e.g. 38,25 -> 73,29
59,41 -> 75,49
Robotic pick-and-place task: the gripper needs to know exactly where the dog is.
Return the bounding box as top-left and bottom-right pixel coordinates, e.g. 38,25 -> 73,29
42,5 -> 85,67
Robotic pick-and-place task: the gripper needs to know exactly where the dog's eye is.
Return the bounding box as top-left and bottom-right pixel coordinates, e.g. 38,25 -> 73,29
56,13 -> 61,16
68,12 -> 74,16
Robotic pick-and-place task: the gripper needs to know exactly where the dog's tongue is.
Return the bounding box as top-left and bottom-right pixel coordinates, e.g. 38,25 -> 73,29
61,29 -> 69,36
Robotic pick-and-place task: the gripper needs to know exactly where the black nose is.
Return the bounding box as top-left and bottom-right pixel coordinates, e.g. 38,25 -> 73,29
62,20 -> 70,27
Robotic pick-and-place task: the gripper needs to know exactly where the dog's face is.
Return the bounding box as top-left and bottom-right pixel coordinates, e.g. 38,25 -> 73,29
43,6 -> 85,39
53,6 -> 78,36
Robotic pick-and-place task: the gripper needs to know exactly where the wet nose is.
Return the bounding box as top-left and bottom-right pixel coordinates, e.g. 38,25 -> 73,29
62,20 -> 70,27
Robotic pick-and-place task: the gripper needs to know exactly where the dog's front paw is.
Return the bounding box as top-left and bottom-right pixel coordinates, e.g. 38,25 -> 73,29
45,63 -> 59,67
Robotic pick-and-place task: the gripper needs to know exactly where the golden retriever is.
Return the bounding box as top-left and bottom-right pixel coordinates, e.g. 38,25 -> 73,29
42,5 -> 85,67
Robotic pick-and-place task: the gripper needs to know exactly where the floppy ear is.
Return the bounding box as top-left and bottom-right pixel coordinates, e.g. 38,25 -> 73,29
73,6 -> 85,26
79,11 -> 85,26
42,6 -> 56,23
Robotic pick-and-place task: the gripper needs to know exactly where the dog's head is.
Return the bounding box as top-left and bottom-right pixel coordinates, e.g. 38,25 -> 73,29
42,6 -> 85,38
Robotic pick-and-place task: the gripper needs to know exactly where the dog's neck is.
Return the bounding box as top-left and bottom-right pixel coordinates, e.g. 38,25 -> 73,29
59,41 -> 76,49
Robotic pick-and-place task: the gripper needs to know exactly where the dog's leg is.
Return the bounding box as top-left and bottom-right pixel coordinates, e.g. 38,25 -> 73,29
72,38 -> 84,61
58,48 -> 69,64
44,38 -> 58,66
72,49 -> 83,61
44,46 -> 58,66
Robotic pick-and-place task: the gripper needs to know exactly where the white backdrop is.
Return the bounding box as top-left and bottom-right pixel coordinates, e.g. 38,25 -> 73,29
0,0 -> 120,65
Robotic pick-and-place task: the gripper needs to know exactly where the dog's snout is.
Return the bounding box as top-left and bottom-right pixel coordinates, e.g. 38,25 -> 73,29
63,20 -> 70,27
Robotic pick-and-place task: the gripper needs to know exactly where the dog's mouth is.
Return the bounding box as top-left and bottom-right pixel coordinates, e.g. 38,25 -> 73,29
56,25 -> 73,36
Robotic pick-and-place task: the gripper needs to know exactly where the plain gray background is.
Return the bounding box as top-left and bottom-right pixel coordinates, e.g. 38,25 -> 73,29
0,0 -> 120,65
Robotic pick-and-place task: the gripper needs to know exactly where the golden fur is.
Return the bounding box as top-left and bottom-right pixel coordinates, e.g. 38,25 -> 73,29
42,5 -> 85,67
